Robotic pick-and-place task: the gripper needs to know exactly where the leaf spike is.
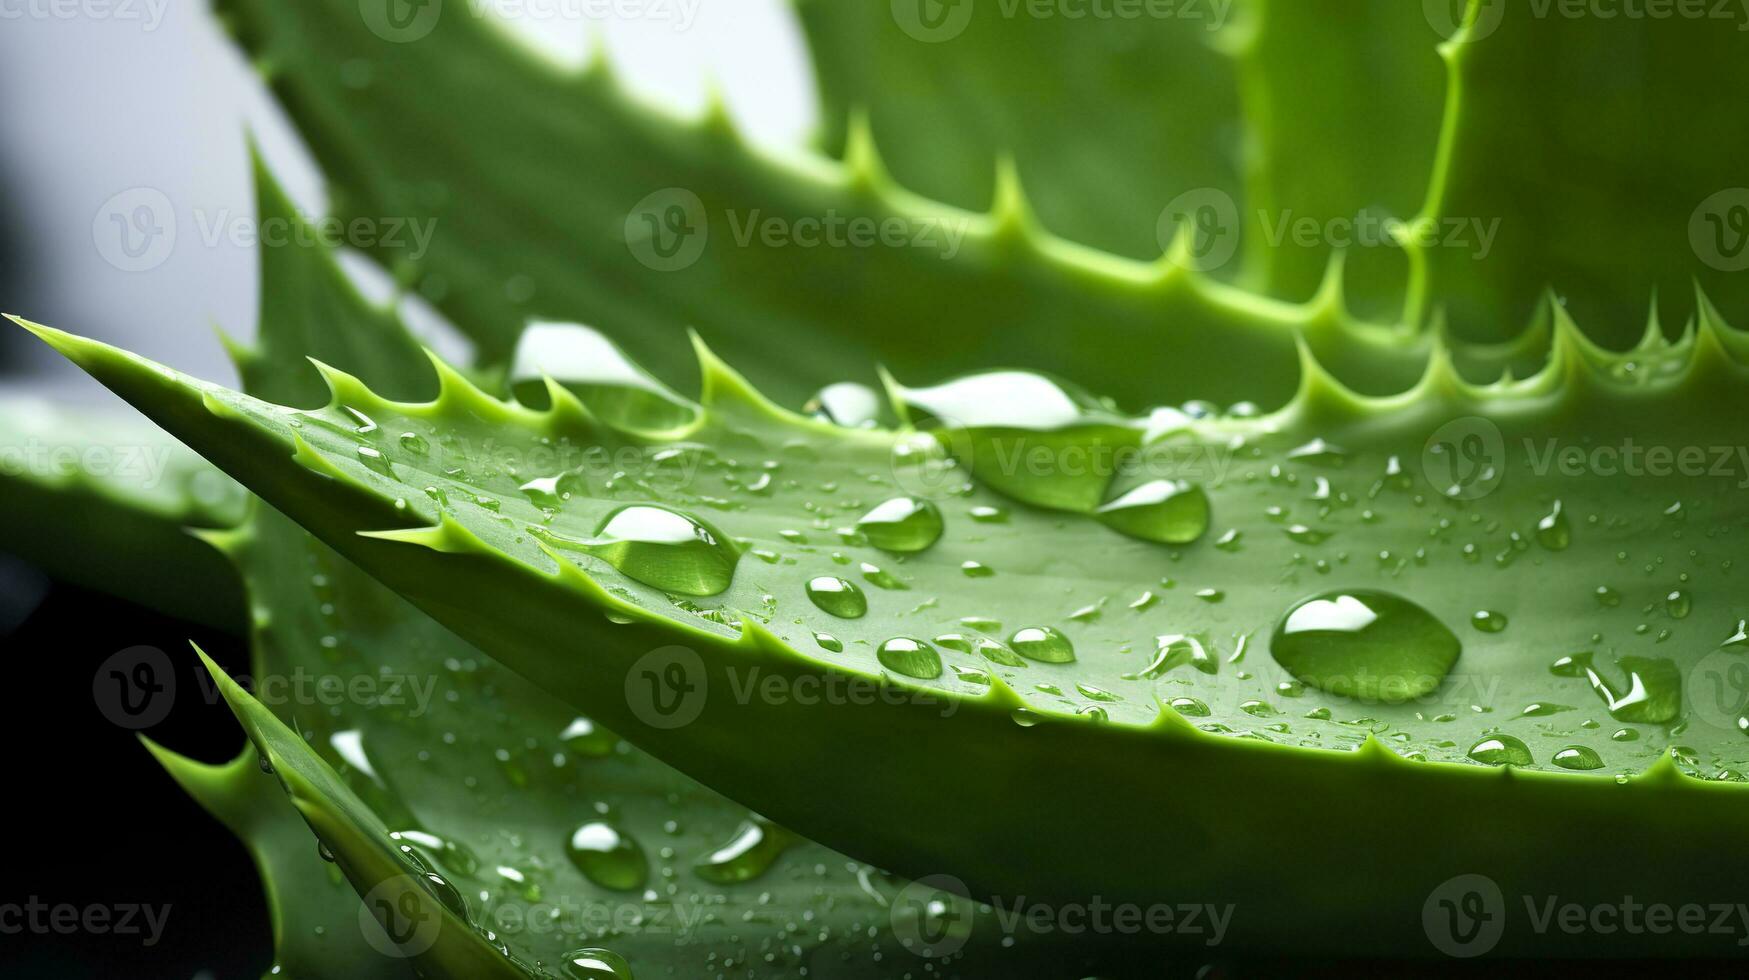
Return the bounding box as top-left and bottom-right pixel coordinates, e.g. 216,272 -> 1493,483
289,432 -> 352,482
1544,297 -> 1601,392
537,373 -> 603,433
358,511 -> 491,556
698,76 -> 739,144
421,347 -> 533,425
579,25 -> 613,86
1635,750 -> 1689,787
842,107 -> 889,194
874,364 -> 913,426
989,154 -> 1037,242
1287,333 -> 1366,424
688,328 -> 791,421
1145,698 -> 1203,740
188,523 -> 253,561
734,617 -> 797,665
1354,733 -> 1403,767
307,357 -> 380,411
1411,329 -> 1465,404
1310,249 -> 1350,321
1684,284 -> 1743,383
214,324 -> 258,375
138,736 -> 259,830
531,540 -> 648,618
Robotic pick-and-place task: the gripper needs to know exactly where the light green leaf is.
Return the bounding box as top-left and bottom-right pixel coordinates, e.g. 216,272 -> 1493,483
27,303 -> 1749,955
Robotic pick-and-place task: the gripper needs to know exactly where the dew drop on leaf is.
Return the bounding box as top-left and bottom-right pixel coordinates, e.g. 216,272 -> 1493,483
1270,591 -> 1460,702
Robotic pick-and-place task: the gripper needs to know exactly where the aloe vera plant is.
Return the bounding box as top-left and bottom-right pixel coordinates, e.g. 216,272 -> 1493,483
13,0 -> 1749,972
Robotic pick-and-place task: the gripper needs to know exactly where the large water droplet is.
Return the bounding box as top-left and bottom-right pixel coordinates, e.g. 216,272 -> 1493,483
1094,480 -> 1210,544
877,637 -> 942,679
806,576 -> 867,619
1270,591 -> 1460,702
537,505 -> 739,596
1009,626 -> 1076,664
895,371 -> 1137,511
1571,653 -> 1682,723
1468,734 -> 1533,767
855,497 -> 943,553
560,947 -> 634,979
805,382 -> 882,428
693,819 -> 796,885
511,321 -> 697,430
1551,745 -> 1604,771
566,822 -> 647,891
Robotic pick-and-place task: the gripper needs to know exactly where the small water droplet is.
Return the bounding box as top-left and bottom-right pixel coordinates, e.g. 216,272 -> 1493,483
693,819 -> 795,885
566,822 -> 647,891
1094,480 -> 1210,545
804,382 -> 881,428
1467,734 -> 1533,767
814,632 -> 843,652
1551,745 -> 1604,771
877,637 -> 942,679
855,497 -> 944,553
1009,626 -> 1075,664
535,505 -> 739,596
398,431 -> 429,456
1471,610 -> 1508,633
806,576 -> 867,619
1536,500 -> 1570,551
1666,589 -> 1692,619
1168,696 -> 1210,717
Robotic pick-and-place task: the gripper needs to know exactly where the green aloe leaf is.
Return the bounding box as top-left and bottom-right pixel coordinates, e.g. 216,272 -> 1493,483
798,0 -> 1243,261
0,395 -> 246,628
207,0 -> 1491,410
26,299 -> 1749,955
151,163 -> 1134,977
1408,0 -> 1749,345
1236,0 -> 1447,314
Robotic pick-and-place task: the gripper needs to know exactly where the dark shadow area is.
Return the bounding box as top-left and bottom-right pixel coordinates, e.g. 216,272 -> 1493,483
0,569 -> 270,978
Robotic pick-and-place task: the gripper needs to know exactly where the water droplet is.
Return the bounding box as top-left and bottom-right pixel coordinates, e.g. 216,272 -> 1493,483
356,445 -> 393,477
877,637 -> 942,679
1285,524 -> 1332,545
855,497 -> 944,553
804,382 -> 881,428
693,819 -> 795,885
859,561 -> 908,590
970,505 -> 1008,523
343,406 -> 378,434
1009,626 -> 1075,664
536,505 -> 739,596
1010,708 -> 1042,728
1094,480 -> 1210,545
560,947 -> 634,979
1595,586 -> 1621,608
896,370 -> 1135,511
813,632 -> 843,652
511,321 -> 697,430
806,576 -> 867,619
1551,745 -> 1604,771
960,560 -> 994,578
1471,610 -> 1508,633
398,431 -> 429,456
1573,654 -> 1682,723
1666,589 -> 1692,619
1286,438 -> 1345,466
1168,696 -> 1210,717
566,822 -> 647,891
1536,500 -> 1570,551
1468,735 -> 1533,767
1270,591 -> 1460,703
560,717 -> 618,758
1139,634 -> 1216,677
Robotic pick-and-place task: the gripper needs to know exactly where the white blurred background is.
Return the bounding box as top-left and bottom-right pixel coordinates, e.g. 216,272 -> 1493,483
0,0 -> 817,398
